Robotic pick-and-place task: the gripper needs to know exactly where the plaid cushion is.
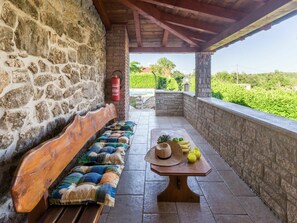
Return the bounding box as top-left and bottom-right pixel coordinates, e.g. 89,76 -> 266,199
78,142 -> 129,165
96,130 -> 133,144
105,121 -> 136,132
49,165 -> 123,207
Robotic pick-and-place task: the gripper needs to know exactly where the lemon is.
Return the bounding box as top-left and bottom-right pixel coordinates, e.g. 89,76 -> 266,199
187,152 -> 197,163
193,149 -> 201,159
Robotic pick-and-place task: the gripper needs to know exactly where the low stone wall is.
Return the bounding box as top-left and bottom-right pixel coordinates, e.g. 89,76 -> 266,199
183,93 -> 297,223
155,90 -> 183,116
0,0 -> 106,221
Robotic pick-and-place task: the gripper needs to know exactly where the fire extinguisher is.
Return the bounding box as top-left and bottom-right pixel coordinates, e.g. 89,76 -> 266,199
111,70 -> 122,101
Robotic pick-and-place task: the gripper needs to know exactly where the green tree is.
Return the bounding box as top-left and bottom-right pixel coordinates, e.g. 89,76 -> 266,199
130,61 -> 142,74
172,70 -> 185,91
150,57 -> 176,77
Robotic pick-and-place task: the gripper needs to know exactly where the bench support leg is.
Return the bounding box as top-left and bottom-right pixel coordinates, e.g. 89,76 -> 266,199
28,193 -> 48,223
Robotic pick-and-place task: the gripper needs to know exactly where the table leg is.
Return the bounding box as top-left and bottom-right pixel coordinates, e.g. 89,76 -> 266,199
157,175 -> 200,202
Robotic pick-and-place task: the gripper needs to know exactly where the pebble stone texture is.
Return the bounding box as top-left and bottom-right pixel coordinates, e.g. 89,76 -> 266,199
105,25 -> 130,120
0,0 -> 106,222
100,108 -> 283,223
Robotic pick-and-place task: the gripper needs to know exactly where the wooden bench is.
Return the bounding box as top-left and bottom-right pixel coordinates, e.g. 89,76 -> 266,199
11,104 -> 118,223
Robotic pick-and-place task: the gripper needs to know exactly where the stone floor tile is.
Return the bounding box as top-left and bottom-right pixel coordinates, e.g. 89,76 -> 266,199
146,165 -> 168,181
133,136 -> 148,144
143,214 -> 179,223
218,170 -> 255,196
125,155 -> 146,171
117,171 -> 145,195
205,154 -> 231,171
176,197 -> 216,223
129,143 -> 148,155
144,182 -> 177,213
106,195 -> 143,223
99,213 -> 108,223
188,176 -> 203,195
134,129 -> 148,136
196,170 -> 223,182
238,197 -> 282,223
196,143 -> 218,155
200,182 -> 246,215
102,206 -> 110,213
214,215 -> 253,223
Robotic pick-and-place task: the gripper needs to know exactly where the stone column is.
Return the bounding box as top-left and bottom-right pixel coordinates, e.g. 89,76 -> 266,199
106,25 -> 130,120
195,52 -> 212,97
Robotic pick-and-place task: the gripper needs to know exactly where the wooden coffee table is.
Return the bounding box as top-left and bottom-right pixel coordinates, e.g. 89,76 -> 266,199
150,128 -> 212,202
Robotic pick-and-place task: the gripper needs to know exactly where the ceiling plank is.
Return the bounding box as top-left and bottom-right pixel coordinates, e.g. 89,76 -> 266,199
118,0 -> 199,47
162,13 -> 222,35
140,0 -> 246,22
130,47 -> 199,53
133,11 -> 142,46
162,30 -> 169,47
202,0 -> 297,51
93,0 -> 111,30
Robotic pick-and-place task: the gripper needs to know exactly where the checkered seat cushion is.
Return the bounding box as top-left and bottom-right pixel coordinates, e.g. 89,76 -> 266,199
78,142 -> 129,165
49,165 -> 123,207
105,121 -> 136,132
96,130 -> 133,144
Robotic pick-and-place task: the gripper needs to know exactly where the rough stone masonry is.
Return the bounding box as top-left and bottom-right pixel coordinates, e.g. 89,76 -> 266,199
0,0 -> 106,222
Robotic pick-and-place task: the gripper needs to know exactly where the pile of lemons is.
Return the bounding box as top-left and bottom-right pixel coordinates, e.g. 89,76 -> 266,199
187,147 -> 201,163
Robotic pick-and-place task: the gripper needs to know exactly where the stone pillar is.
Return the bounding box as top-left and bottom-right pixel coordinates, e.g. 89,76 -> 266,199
106,25 -> 130,120
195,52 -> 212,97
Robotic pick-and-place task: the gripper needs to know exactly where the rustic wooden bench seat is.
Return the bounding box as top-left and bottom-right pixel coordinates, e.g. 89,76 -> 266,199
11,104 -> 118,223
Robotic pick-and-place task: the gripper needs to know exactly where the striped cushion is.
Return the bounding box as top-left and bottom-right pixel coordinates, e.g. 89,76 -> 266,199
105,121 -> 136,132
97,130 -> 133,144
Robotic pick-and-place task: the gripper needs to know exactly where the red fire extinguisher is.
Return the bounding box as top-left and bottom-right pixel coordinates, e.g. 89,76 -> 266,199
111,70 -> 122,101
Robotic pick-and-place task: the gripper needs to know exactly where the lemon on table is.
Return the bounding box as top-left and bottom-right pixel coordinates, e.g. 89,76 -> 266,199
187,152 -> 197,163
193,148 -> 201,159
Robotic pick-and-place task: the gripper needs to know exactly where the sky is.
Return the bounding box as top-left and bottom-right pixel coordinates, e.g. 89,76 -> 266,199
130,14 -> 297,75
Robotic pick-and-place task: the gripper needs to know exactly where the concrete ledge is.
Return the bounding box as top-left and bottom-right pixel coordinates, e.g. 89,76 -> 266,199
197,97 -> 297,139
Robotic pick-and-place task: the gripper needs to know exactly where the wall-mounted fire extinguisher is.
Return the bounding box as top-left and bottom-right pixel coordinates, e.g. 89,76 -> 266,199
111,70 -> 122,101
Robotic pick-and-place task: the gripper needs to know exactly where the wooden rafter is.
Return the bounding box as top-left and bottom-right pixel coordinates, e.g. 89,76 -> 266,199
133,11 -> 142,46
162,13 -> 222,35
139,0 -> 246,22
130,47 -> 199,53
93,0 -> 111,30
118,0 -> 199,47
202,0 -> 297,51
162,30 -> 169,47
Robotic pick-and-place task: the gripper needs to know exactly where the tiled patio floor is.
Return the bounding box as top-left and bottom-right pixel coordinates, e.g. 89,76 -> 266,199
100,109 -> 282,223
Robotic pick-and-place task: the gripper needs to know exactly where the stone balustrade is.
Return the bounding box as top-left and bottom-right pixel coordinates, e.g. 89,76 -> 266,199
156,91 -> 297,223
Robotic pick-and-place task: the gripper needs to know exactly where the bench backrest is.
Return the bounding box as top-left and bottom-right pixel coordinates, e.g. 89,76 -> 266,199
11,104 -> 117,213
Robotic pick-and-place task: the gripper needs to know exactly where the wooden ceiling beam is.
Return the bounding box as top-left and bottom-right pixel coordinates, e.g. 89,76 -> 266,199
118,0 -> 199,47
162,13 -> 222,35
133,11 -> 142,46
202,0 -> 297,51
140,0 -> 246,22
93,0 -> 111,30
130,47 -> 199,53
162,30 -> 169,47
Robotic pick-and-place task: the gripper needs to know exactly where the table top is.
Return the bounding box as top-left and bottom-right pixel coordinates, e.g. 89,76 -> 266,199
150,128 -> 212,176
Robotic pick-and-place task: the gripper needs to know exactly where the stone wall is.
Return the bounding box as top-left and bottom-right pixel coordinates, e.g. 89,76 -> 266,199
183,93 -> 297,223
106,24 -> 129,120
155,90 -> 183,116
0,0 -> 106,221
